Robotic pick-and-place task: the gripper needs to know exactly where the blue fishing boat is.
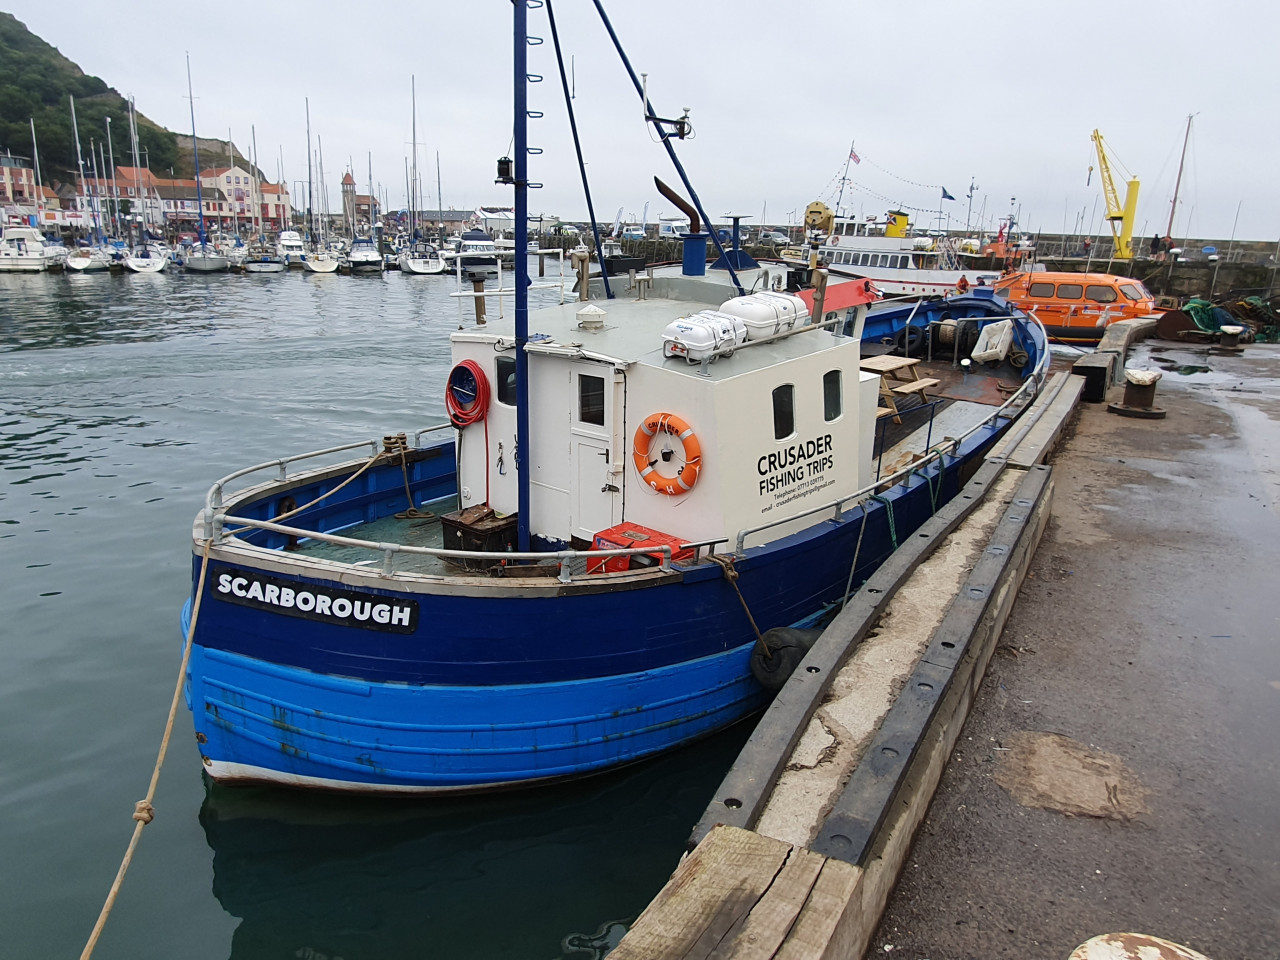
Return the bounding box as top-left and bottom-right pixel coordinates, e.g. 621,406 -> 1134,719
179,2 -> 1049,794
857,285 -> 1037,361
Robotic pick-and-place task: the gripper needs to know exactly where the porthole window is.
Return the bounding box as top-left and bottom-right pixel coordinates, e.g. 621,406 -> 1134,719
823,370 -> 842,421
578,374 -> 605,426
772,384 -> 795,439
495,355 -> 516,406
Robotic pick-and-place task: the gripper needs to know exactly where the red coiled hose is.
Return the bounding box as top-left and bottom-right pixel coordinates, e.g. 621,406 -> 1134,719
446,359 -> 492,505
446,359 -> 491,427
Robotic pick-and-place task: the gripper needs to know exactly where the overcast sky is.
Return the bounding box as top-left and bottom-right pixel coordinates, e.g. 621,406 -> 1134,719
7,1 -> 1278,241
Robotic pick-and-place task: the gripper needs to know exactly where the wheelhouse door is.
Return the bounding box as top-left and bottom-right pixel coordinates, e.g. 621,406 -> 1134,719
568,362 -> 620,543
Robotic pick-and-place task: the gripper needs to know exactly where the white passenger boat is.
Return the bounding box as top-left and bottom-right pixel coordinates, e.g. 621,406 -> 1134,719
0,226 -> 50,272
802,213 -> 1000,297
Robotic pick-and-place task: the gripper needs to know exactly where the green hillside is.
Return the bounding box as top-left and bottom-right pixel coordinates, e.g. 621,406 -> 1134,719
0,12 -> 178,183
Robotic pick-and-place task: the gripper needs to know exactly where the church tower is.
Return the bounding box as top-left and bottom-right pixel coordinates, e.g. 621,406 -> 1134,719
341,171 -> 356,236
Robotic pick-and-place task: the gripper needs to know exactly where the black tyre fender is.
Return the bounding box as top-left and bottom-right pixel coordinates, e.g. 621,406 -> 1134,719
750,627 -> 823,691
893,323 -> 926,357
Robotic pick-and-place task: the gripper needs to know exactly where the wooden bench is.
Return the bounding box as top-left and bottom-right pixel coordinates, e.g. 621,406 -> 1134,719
891,376 -> 940,402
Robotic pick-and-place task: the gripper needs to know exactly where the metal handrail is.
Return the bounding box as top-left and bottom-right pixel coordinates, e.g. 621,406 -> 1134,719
213,514 -> 674,584
205,425 -> 453,511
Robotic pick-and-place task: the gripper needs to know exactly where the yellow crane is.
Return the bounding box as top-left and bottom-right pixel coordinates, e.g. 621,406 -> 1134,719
1090,129 -> 1139,259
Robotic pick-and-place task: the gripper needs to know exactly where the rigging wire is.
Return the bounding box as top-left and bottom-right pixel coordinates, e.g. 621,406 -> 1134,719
589,0 -> 742,295
544,0 -> 614,299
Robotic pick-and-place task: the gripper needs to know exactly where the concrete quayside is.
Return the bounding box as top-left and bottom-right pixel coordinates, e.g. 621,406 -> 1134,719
607,326 -> 1280,959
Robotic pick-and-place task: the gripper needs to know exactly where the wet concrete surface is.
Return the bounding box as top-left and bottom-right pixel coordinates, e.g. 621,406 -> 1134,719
872,342 -> 1280,960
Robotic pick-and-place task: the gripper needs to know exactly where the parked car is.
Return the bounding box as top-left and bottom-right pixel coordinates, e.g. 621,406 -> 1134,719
620,226 -> 645,241
759,230 -> 790,246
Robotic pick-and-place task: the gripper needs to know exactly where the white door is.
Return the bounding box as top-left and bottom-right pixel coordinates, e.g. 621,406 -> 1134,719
569,362 -> 620,542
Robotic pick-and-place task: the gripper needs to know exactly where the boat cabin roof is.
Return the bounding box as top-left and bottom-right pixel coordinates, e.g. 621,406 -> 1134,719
452,287 -> 854,383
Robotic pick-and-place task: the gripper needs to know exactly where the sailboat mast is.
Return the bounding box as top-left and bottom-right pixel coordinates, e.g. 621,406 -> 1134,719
318,135 -> 327,245
367,151 -> 373,241
98,141 -> 110,238
252,125 -> 262,241
126,96 -> 143,241
30,119 -> 44,226
1164,113 -> 1193,242
411,74 -> 418,237
305,98 -> 314,246
228,129 -> 239,239
69,96 -> 89,238
436,151 -> 443,240
88,139 -> 104,241
186,55 -> 208,251
106,118 -> 119,238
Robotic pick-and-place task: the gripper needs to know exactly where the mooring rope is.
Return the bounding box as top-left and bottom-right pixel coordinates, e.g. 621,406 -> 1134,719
79,535 -> 214,960
709,554 -> 771,660
226,448 -> 388,536
869,493 -> 898,549
911,465 -> 941,515
840,504 -> 872,610
82,436 -> 416,956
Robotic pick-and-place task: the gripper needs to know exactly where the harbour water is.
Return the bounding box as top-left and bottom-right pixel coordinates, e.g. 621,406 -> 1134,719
0,268 -> 751,959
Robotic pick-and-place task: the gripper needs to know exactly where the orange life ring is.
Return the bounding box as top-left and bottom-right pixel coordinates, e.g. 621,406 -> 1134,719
632,413 -> 702,496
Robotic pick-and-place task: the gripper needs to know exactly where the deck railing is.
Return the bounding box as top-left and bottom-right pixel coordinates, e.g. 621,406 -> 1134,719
201,317 -> 1050,581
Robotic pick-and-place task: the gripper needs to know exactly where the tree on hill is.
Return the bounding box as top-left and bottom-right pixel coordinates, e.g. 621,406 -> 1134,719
0,12 -> 178,183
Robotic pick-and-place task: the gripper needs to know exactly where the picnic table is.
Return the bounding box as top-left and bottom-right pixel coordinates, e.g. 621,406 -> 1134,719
859,355 -> 939,423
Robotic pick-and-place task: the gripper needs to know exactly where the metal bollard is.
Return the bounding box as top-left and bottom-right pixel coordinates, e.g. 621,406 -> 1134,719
1107,368 -> 1166,419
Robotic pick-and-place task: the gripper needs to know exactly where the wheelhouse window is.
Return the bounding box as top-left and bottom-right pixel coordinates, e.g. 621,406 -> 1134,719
1119,283 -> 1144,301
1055,283 -> 1084,299
495,355 -> 516,406
772,384 -> 795,439
823,370 -> 842,421
578,374 -> 605,426
1085,284 -> 1118,303
1028,282 -> 1055,298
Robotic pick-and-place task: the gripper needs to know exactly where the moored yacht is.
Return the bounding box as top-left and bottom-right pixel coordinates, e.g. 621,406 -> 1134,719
398,238 -> 447,274
124,241 -> 168,274
0,225 -> 50,272
64,243 -> 112,273
277,230 -> 306,268
346,235 -> 383,273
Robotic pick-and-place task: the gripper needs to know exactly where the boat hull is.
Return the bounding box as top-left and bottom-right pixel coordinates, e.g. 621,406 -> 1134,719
65,255 -> 110,272
125,257 -> 167,274
185,627 -> 764,793
399,256 -> 447,275
0,256 -> 46,273
302,257 -> 340,274
185,254 -> 231,273
182,427 -> 1002,793
244,260 -> 287,274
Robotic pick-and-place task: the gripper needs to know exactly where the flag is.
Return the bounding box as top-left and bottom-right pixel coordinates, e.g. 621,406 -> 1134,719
941,187 -> 956,201
849,147 -> 861,165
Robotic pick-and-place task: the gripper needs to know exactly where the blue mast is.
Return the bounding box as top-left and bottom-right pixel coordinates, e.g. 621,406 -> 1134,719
514,0 -> 532,552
